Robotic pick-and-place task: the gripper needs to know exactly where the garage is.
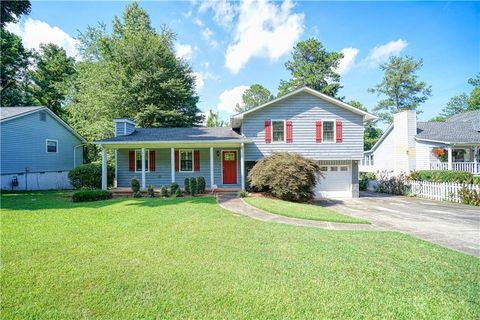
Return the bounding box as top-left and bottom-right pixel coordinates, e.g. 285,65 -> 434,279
314,163 -> 352,198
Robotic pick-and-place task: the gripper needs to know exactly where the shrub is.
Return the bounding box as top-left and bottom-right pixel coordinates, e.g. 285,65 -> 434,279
359,172 -> 376,191
132,191 -> 142,198
131,178 -> 140,193
170,182 -> 179,195
68,163 -> 114,189
147,184 -> 155,197
459,187 -> 480,206
473,176 -> 480,185
160,186 -> 169,197
184,178 -> 190,194
248,153 -> 321,202
239,190 -> 248,198
72,189 -> 112,202
189,178 -> 197,196
408,170 -> 474,183
174,187 -> 183,197
375,171 -> 408,195
197,176 -> 206,194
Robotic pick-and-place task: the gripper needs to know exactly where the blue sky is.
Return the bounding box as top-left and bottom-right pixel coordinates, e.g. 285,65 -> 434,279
7,1 -> 480,126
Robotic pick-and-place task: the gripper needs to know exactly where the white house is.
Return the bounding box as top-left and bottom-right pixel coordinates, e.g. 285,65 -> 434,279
360,109 -> 480,175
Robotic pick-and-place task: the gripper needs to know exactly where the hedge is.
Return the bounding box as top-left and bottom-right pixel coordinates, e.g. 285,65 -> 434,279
72,189 -> 112,202
408,170 -> 476,184
68,163 -> 115,189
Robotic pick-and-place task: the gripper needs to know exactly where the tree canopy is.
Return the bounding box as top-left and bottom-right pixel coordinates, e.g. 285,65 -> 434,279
1,1 -> 31,28
235,84 -> 273,113
368,56 -> 432,123
278,38 -> 343,97
349,100 -> 383,151
206,110 -> 228,127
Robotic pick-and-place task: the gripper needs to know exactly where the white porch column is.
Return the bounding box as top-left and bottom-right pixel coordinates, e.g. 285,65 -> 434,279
474,146 -> 479,174
210,147 -> 214,188
170,147 -> 175,182
447,146 -> 453,170
114,149 -> 118,188
141,147 -> 146,189
101,147 -> 107,190
240,143 -> 245,190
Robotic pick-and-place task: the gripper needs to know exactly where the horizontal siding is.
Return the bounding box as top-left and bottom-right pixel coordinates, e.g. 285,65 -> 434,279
116,147 -> 240,188
242,92 -> 364,161
0,111 -> 83,174
115,122 -> 135,136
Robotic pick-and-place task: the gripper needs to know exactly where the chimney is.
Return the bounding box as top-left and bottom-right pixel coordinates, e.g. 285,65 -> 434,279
393,109 -> 416,174
113,119 -> 135,136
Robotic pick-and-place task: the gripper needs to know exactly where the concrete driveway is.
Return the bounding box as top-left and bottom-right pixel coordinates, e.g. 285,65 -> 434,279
320,192 -> 480,257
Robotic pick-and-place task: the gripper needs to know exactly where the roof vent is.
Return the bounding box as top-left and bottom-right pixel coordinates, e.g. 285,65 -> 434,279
113,119 -> 135,136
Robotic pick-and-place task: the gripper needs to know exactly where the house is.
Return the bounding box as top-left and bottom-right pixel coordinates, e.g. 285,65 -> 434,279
360,109 -> 480,175
94,87 -> 376,198
0,107 -> 86,190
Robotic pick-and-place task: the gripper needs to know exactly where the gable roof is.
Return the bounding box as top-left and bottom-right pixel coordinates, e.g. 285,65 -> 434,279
95,127 -> 250,144
0,106 -> 86,142
230,86 -> 377,128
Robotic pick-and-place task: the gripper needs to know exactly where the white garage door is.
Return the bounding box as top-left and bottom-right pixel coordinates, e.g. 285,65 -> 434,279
314,165 -> 352,198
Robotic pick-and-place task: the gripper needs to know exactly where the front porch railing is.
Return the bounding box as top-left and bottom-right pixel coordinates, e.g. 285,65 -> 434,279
430,162 -> 479,174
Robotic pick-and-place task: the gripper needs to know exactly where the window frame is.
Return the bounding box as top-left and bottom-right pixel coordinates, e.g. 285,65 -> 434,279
270,119 -> 286,143
179,149 -> 194,173
134,149 -> 150,173
45,139 -> 58,153
322,119 -> 336,143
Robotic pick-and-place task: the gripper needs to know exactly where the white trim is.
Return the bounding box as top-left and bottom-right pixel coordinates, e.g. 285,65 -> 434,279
231,87 -> 377,122
134,149 -> 150,173
114,149 -> 118,188
46,139 -> 58,153
321,119 -> 336,144
221,150 -> 238,185
240,143 -> 245,190
141,147 -> 146,189
124,122 -> 127,136
210,147 -> 214,188
101,148 -> 107,190
179,149 -> 195,173
93,139 -> 251,145
171,147 -> 175,183
270,119 -> 286,143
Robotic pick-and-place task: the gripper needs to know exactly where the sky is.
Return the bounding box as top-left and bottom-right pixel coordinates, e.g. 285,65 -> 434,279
7,1 -> 480,127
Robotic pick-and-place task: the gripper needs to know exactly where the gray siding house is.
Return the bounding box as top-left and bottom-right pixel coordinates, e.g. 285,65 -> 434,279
0,107 -> 86,190
95,87 -> 376,198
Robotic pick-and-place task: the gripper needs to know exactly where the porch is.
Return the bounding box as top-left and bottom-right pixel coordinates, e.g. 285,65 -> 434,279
429,145 -> 480,175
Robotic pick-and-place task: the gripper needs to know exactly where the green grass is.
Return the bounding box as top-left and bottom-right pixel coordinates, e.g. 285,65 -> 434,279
1,191 -> 479,319
244,196 -> 369,224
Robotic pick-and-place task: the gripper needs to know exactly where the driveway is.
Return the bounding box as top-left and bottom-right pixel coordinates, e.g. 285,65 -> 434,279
320,191 -> 480,257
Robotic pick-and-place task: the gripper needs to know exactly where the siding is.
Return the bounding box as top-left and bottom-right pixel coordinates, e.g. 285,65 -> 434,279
115,121 -> 135,136
242,92 -> 364,161
116,147 -> 241,188
369,128 -> 395,172
0,111 -> 83,174
416,140 -> 438,170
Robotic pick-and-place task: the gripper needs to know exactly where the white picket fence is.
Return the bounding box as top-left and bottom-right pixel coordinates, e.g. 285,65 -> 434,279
408,180 -> 480,203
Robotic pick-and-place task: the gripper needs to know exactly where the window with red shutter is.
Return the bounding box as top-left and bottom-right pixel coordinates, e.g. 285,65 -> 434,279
336,120 -> 343,143
286,120 -> 293,143
265,120 -> 271,143
149,150 -> 156,171
128,150 -> 135,171
315,121 -> 322,143
194,150 -> 200,171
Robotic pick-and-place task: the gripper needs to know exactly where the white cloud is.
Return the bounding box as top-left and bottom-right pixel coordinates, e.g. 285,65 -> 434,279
336,47 -> 360,76
363,39 -> 408,67
193,17 -> 204,27
216,85 -> 249,113
225,0 -> 304,74
193,72 -> 205,90
202,28 -> 218,48
175,43 -> 196,60
199,0 -> 236,27
6,18 -> 78,58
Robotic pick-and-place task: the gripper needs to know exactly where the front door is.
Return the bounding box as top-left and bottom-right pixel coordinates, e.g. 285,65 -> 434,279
222,151 -> 237,184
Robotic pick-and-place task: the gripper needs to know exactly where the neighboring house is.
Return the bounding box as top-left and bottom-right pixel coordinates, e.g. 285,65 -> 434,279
361,109 -> 480,175
94,87 -> 376,198
0,107 -> 86,190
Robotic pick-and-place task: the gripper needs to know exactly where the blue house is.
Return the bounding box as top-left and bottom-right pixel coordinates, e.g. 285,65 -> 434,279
0,107 -> 86,190
95,87 -> 376,198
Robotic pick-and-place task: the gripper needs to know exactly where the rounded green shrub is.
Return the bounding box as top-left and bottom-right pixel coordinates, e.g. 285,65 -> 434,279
72,189 -> 112,202
68,162 -> 114,189
160,186 -> 169,197
131,178 -> 140,193
174,187 -> 183,197
170,182 -> 179,195
184,178 -> 190,194
197,176 -> 206,194
189,178 -> 197,196
132,191 -> 142,198
147,184 -> 155,197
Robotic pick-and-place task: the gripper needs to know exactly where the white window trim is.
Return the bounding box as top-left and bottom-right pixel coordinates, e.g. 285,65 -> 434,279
46,139 -> 58,153
321,119 -> 336,144
134,149 -> 150,173
179,149 -> 195,173
270,119 -> 286,143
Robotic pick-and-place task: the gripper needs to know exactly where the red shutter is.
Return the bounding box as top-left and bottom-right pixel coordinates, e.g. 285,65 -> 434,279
265,120 -> 271,143
175,150 -> 179,172
194,150 -> 200,171
129,150 -> 135,171
149,150 -> 155,171
315,121 -> 322,143
336,120 -> 343,143
286,120 -> 293,143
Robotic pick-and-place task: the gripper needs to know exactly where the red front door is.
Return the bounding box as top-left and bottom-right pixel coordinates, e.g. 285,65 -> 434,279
222,151 -> 237,184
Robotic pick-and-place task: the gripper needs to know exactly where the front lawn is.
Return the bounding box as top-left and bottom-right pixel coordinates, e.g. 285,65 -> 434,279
244,196 -> 369,224
1,191 -> 479,319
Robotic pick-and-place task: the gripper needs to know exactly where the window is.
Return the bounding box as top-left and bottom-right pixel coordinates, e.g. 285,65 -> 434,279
330,166 -> 338,171
272,120 -> 285,142
135,150 -> 150,172
320,166 -> 328,171
340,166 -> 348,171
180,150 -> 193,172
46,140 -> 57,153
323,121 -> 335,142
224,152 -> 235,161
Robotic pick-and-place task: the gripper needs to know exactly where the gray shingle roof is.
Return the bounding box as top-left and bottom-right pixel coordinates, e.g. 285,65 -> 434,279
0,106 -> 44,120
416,110 -> 480,143
97,127 -> 248,143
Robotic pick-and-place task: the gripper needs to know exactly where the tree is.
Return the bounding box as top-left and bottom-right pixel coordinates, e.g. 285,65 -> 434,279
29,44 -> 76,115
1,1 -> 31,28
368,56 -> 432,123
439,94 -> 469,119
349,100 -> 383,151
67,2 -> 202,142
467,74 -> 480,110
429,116 -> 446,122
206,109 -> 227,127
278,38 -> 343,97
235,84 -> 273,113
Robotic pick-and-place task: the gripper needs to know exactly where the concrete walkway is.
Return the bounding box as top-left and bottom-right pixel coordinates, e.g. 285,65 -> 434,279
216,193 -> 380,231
